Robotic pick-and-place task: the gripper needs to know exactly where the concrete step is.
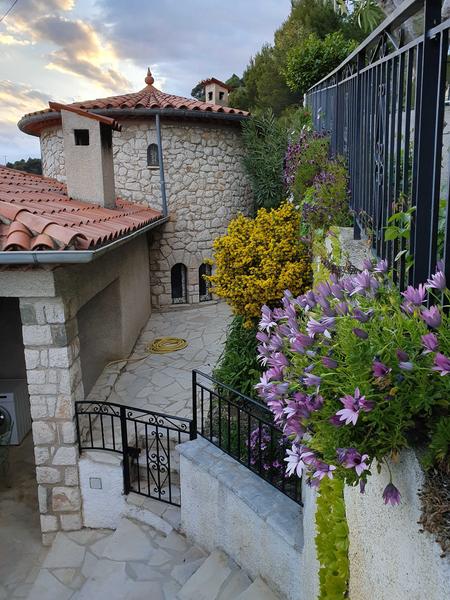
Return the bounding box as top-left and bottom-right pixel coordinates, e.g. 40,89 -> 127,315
177,550 -> 252,600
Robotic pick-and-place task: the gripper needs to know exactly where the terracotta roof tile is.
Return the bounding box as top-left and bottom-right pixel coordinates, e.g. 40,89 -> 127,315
0,166 -> 162,253
19,69 -> 249,136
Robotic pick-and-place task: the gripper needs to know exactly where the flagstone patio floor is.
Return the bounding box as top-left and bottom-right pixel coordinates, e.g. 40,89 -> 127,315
91,302 -> 232,419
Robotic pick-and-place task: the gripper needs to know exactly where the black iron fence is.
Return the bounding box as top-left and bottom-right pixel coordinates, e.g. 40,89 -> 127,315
305,0 -> 450,289
75,401 -> 195,506
192,370 -> 302,505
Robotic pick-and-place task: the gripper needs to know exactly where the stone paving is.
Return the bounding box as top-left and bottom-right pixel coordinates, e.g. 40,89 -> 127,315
26,517 -> 209,600
102,302 -> 231,418
0,434 -> 47,600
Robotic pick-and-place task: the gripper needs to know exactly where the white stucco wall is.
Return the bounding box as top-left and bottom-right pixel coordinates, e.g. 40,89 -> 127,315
78,450 -> 172,534
178,437 -> 319,600
39,118 -> 253,308
345,450 -> 450,600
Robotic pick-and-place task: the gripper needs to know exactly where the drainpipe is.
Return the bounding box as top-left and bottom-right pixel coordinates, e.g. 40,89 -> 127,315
155,114 -> 168,217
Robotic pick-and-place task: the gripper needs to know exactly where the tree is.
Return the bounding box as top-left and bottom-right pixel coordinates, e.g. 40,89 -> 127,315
284,32 -> 357,96
6,157 -> 42,175
191,82 -> 205,101
241,110 -> 288,210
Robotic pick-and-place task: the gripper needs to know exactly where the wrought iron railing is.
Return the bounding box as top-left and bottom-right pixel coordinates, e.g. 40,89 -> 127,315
305,0 -> 450,290
75,401 -> 195,506
192,369 -> 302,505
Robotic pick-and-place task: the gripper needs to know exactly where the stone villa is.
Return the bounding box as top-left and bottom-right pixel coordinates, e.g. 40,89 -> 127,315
18,70 -> 253,308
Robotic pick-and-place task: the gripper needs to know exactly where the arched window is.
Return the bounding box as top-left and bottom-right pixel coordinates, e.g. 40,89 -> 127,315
199,263 -> 212,302
171,263 -> 187,304
147,143 -> 159,167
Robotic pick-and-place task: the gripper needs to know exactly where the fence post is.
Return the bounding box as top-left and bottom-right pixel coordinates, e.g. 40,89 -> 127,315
412,0 -> 444,285
353,50 -> 366,241
120,405 -> 130,494
190,370 -> 198,440
74,402 -> 82,455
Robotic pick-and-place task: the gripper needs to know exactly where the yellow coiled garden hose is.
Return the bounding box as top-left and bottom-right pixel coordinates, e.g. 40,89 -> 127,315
105,337 -> 188,368
146,337 -> 188,354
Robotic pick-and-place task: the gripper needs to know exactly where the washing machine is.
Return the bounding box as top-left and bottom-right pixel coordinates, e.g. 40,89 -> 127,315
0,379 -> 31,445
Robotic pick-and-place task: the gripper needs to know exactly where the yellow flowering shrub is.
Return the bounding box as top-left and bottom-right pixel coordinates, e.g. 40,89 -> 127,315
207,203 -> 312,323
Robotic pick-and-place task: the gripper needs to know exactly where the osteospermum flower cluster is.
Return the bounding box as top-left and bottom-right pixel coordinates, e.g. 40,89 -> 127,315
256,260 -> 450,505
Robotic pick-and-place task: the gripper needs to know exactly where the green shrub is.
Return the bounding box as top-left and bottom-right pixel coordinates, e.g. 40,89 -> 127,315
242,110 -> 288,210
316,478 -> 349,600
284,131 -> 330,201
284,32 -> 357,96
301,158 -> 352,230
213,316 -> 262,398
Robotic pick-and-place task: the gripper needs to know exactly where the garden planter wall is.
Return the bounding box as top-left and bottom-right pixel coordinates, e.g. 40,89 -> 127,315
344,449 -> 450,600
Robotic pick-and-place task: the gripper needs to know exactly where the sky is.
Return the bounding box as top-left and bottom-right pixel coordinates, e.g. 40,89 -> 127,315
0,0 -> 291,163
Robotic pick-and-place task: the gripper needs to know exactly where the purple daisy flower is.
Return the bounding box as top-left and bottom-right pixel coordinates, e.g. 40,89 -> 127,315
259,305 -> 277,331
421,305 -> 442,328
421,332 -> 438,354
322,356 -> 338,369
382,482 -> 401,505
372,360 -> 391,378
374,259 -> 388,273
353,327 -> 368,339
303,373 -> 321,387
426,270 -> 446,291
401,284 -> 426,306
336,388 -> 374,425
312,462 -> 336,481
337,448 -> 370,476
353,308 -> 374,323
432,353 -> 450,376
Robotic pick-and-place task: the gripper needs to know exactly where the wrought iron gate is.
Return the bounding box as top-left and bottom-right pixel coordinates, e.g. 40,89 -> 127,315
75,401 -> 195,506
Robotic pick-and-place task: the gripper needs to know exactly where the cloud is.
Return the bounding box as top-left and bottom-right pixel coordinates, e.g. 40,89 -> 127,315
0,80 -> 51,124
1,1 -> 129,92
34,16 -> 131,90
94,0 -> 291,95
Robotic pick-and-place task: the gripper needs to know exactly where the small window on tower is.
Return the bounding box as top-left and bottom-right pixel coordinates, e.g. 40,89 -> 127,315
208,91 -> 213,101
147,143 -> 159,167
74,129 -> 90,146
219,91 -> 225,100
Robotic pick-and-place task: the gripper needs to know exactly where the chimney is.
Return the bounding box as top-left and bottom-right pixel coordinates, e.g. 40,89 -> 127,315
202,78 -> 231,107
49,102 -> 121,209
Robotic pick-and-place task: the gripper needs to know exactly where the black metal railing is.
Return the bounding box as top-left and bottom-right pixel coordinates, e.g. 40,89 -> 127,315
75,401 -> 195,506
192,370 -> 302,505
305,0 -> 450,290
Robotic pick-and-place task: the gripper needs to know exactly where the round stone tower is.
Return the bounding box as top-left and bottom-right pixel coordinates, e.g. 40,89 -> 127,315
18,69 -> 253,308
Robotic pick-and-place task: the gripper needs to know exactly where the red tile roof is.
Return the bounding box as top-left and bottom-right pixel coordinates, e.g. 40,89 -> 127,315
200,77 -> 233,91
0,166 -> 162,253
19,69 -> 249,136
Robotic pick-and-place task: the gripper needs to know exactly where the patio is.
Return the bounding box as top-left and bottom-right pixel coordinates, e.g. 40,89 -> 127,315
100,302 -> 231,419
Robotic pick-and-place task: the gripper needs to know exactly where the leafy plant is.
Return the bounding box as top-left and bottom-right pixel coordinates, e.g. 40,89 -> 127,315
256,261 -> 450,504
214,316 -> 262,398
316,478 -> 349,600
301,158 -> 352,231
207,202 -> 312,324
284,32 -> 357,96
242,110 -> 288,210
284,131 -> 330,200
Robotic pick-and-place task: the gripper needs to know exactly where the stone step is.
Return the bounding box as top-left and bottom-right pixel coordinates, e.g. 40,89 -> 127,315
235,577 -> 280,599
177,550 -> 252,600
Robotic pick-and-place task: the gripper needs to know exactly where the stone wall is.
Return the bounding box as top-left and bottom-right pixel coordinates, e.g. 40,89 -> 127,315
20,295 -> 83,545
41,126 -> 65,183
39,118 -> 253,308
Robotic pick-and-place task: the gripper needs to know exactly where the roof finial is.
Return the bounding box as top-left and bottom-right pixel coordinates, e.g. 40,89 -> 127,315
145,68 -> 154,86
